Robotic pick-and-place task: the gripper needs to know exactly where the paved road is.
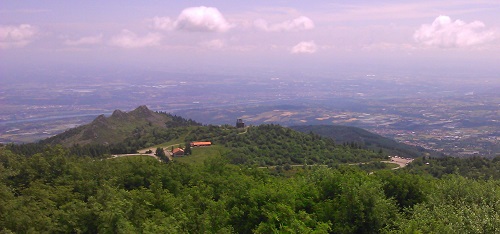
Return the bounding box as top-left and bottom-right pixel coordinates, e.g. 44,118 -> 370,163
258,156 -> 414,170
110,153 -> 161,161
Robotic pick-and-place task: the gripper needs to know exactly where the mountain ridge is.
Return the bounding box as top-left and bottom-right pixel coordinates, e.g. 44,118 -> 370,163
40,105 -> 196,147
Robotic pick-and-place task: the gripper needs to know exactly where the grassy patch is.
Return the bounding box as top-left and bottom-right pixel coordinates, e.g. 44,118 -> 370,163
173,145 -> 229,165
137,129 -> 195,153
384,162 -> 400,169
354,161 -> 400,172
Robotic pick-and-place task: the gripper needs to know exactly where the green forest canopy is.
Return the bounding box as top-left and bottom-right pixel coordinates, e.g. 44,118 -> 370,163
1,145 -> 499,233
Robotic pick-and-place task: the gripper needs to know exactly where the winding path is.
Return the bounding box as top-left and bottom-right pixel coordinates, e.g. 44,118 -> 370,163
257,156 -> 414,170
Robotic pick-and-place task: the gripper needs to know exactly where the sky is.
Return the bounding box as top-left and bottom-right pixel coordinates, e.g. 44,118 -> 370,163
1,0 -> 499,79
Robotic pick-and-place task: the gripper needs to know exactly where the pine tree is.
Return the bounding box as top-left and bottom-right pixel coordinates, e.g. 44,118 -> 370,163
184,143 -> 192,155
155,147 -> 167,162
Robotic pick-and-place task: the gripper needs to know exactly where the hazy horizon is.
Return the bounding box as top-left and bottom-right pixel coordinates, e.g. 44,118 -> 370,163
1,0 -> 499,82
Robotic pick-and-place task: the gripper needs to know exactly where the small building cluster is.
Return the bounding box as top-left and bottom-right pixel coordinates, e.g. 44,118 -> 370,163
172,148 -> 185,157
190,141 -> 212,147
172,120 -> 245,159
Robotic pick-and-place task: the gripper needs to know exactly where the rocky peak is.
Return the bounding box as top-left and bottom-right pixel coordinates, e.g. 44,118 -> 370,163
130,105 -> 153,118
94,114 -> 106,122
92,114 -> 108,125
135,105 -> 150,112
111,109 -> 127,119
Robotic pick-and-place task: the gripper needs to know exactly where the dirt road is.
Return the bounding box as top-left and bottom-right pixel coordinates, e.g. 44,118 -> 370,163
382,156 -> 414,169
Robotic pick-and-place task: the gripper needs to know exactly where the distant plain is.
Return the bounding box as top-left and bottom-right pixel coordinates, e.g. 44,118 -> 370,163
1,70 -> 498,157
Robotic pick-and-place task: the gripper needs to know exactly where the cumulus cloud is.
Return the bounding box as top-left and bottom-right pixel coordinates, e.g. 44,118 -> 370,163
151,16 -> 174,31
291,41 -> 317,54
414,15 -> 496,48
64,34 -> 102,46
175,6 -> 232,32
255,16 -> 314,32
150,6 -> 232,32
109,30 -> 162,48
0,24 -> 37,49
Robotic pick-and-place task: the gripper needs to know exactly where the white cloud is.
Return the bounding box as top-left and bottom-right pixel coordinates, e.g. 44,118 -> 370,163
175,6 -> 232,32
64,34 -> 102,46
255,16 -> 315,32
151,16 -> 174,31
414,15 -> 496,48
200,39 -> 224,49
0,24 -> 37,49
109,30 -> 162,48
291,41 -> 317,54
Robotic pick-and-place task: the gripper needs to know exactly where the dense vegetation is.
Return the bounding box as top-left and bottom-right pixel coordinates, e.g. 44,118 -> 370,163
290,125 -> 443,158
404,156 -> 500,179
3,108 -> 498,233
185,124 -> 386,166
29,106 -> 430,166
10,123 -> 385,167
1,146 -> 499,233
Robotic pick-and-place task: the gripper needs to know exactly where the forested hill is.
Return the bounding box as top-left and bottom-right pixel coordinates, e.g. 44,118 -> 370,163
11,106 -> 387,163
41,105 -> 201,147
184,124 -> 386,166
37,105 -> 430,162
404,156 -> 500,179
290,125 -> 441,158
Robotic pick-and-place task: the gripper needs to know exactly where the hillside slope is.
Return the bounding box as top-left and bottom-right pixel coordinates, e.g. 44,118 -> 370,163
41,105 -> 200,147
290,125 -> 441,158
35,107 -> 426,163
183,124 -> 386,166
